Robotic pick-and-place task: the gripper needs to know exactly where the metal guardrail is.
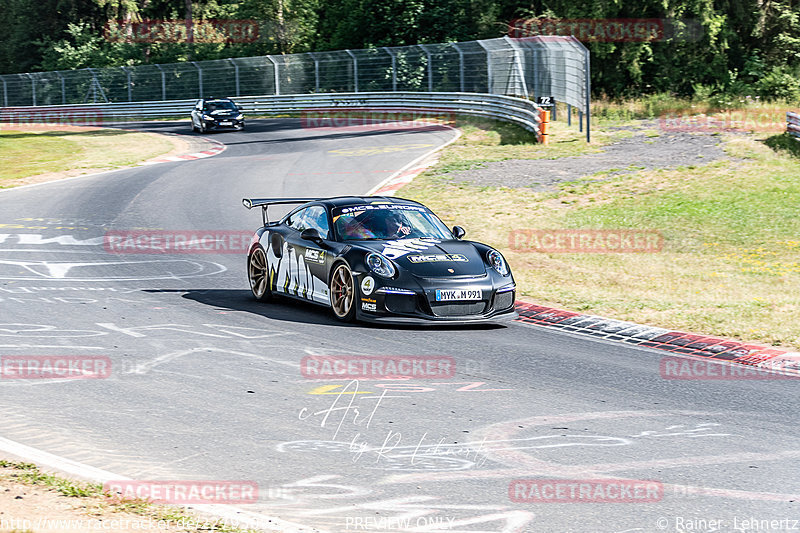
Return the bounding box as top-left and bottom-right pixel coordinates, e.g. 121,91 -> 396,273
787,112 -> 800,140
0,91 -> 543,136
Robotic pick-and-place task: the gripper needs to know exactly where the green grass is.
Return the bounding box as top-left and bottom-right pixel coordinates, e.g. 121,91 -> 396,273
0,460 -> 258,532
401,114 -> 800,349
0,129 -> 175,185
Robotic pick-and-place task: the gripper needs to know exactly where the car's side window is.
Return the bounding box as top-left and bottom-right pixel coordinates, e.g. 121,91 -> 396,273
288,208 -> 309,232
287,206 -> 329,239
303,206 -> 330,240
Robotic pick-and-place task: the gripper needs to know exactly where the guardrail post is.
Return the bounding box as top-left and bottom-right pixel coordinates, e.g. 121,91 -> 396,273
227,59 -> 240,96
419,44 -> 433,92
382,47 -> 396,91
191,61 -> 203,97
24,73 -> 36,106
452,43 -> 465,92
154,64 -> 166,100
578,110 -> 583,132
345,49 -> 358,92
0,75 -> 7,107
55,71 -> 66,104
567,103 -> 571,126
266,55 -> 280,95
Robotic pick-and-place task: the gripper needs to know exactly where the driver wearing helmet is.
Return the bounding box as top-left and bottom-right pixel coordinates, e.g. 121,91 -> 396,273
383,210 -> 412,238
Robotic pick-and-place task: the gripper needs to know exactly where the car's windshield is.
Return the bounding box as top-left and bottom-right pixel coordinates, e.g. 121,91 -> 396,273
205,100 -> 237,112
332,204 -> 453,241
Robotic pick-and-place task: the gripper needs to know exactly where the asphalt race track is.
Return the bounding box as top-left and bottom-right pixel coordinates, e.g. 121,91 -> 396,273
0,119 -> 798,533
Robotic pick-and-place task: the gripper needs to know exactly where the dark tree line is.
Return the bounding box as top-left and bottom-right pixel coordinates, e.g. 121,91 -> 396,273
1,0 -> 799,99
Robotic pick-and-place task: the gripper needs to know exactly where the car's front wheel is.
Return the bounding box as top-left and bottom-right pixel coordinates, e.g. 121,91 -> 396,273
248,246 -> 271,301
329,262 -> 356,321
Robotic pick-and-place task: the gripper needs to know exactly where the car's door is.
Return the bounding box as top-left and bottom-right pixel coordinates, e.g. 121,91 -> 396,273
276,205 -> 333,304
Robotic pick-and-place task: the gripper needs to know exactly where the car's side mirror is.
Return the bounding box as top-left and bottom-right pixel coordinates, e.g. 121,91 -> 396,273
301,228 -> 323,243
452,226 -> 466,240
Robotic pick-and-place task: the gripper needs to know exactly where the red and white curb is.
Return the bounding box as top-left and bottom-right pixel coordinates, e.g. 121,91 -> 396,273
140,135 -> 226,165
515,302 -> 800,376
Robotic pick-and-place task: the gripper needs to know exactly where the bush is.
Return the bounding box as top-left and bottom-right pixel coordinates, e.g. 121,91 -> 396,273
755,68 -> 800,102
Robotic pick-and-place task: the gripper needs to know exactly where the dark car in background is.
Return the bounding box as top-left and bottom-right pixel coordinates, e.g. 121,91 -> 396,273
242,196 -> 518,324
191,97 -> 245,132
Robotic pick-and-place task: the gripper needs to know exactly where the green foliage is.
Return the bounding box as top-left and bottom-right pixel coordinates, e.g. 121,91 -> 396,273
2,0 -> 800,101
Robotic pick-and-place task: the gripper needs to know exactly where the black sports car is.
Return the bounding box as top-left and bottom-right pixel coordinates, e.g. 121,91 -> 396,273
242,196 -> 517,324
190,97 -> 245,132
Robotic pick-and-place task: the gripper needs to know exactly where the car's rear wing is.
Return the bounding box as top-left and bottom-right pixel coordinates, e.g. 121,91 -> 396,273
242,197 -> 318,225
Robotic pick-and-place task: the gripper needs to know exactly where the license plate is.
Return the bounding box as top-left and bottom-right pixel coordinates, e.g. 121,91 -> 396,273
435,289 -> 482,301
219,121 -> 233,126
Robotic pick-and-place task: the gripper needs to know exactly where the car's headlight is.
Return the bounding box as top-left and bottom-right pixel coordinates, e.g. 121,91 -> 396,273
202,114 -> 213,120
235,114 -> 244,120
487,250 -> 509,276
366,252 -> 396,278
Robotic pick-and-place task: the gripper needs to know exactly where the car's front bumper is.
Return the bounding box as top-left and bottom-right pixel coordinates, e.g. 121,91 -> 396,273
354,272 -> 517,325
204,118 -> 244,130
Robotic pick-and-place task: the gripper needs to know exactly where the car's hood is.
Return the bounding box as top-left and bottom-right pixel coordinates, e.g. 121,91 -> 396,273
357,238 -> 487,277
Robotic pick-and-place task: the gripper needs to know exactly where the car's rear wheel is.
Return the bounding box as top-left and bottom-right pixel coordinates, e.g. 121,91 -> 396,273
329,262 -> 356,321
248,246 -> 271,301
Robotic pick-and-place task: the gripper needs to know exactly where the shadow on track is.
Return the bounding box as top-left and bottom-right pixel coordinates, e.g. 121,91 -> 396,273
144,288 -> 505,331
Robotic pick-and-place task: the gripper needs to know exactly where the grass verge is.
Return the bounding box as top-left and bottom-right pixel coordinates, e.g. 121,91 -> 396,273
0,460 -> 258,532
401,116 -> 800,349
0,128 -> 177,187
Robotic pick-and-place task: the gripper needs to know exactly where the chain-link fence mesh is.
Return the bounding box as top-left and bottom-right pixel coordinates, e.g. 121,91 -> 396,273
0,36 -> 588,113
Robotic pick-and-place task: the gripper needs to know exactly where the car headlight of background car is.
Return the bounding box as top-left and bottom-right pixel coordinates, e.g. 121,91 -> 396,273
366,252 -> 397,278
235,113 -> 244,120
487,249 -> 509,276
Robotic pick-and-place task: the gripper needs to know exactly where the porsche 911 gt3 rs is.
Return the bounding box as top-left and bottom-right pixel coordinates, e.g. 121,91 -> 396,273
242,196 -> 517,324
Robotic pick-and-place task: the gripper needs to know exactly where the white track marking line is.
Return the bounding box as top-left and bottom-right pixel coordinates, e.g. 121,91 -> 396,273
366,126 -> 461,196
0,436 -> 322,532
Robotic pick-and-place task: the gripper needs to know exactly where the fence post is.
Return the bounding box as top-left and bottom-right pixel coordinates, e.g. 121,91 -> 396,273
55,71 -> 66,104
503,36 -> 529,98
382,47 -> 396,91
309,53 -> 320,92
452,43 -> 465,92
0,75 -> 7,107
227,59 -> 240,96
567,103 -> 571,126
345,49 -> 358,92
154,64 -> 166,100
419,44 -> 433,92
191,61 -> 203,97
585,47 -> 591,143
24,73 -> 36,106
477,40 -> 492,94
266,55 -> 280,95
120,67 -> 132,102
